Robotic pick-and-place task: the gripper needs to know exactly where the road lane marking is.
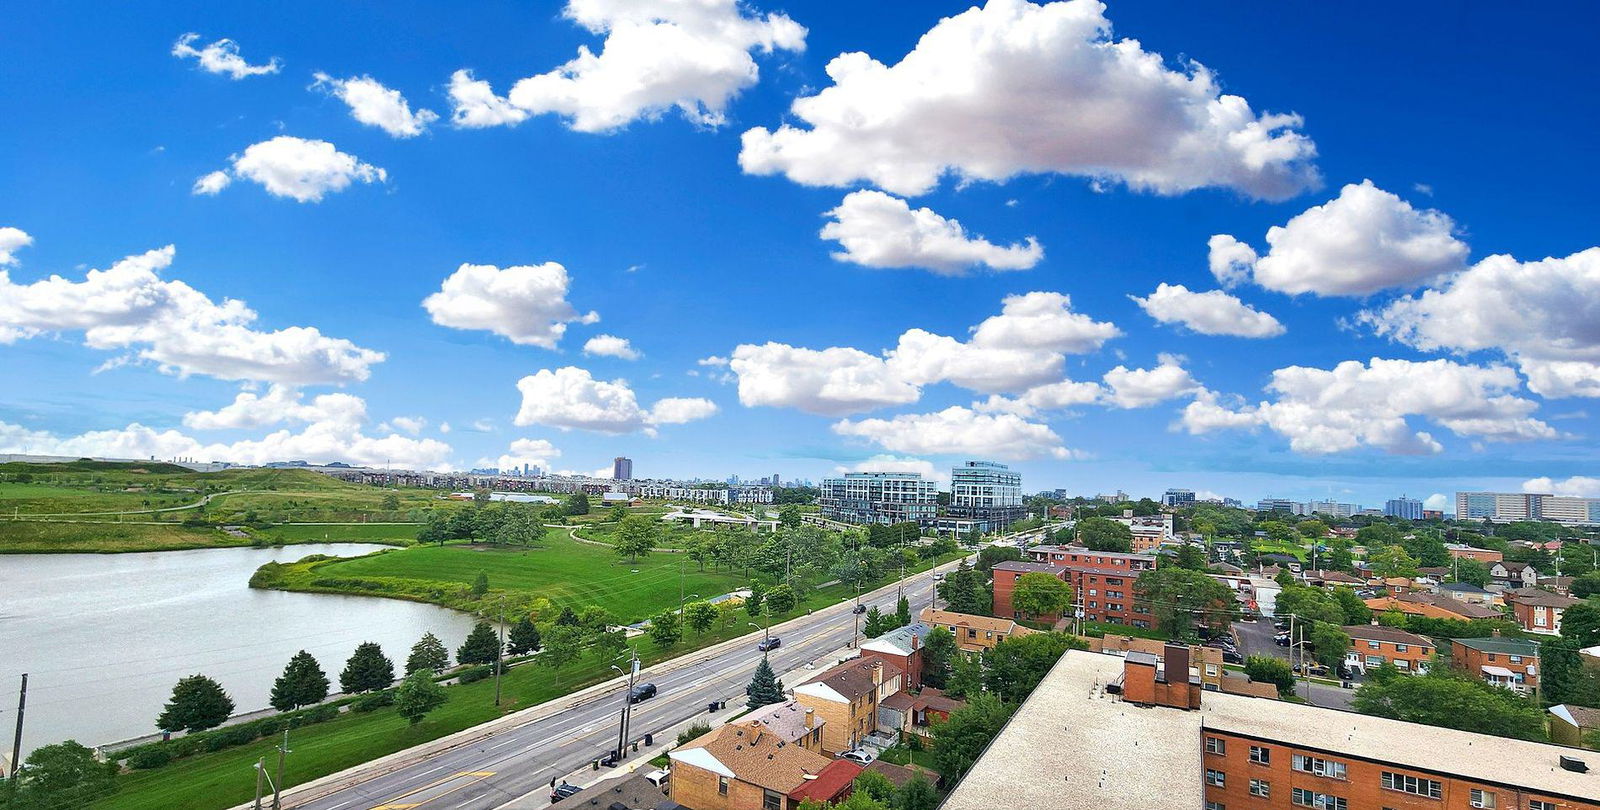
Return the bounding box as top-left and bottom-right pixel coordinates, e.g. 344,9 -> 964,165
369,771 -> 495,810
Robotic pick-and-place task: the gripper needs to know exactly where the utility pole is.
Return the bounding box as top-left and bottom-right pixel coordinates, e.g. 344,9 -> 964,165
270,727 -> 290,810
494,602 -> 507,708
9,674 -> 25,781
613,652 -> 639,762
253,757 -> 266,810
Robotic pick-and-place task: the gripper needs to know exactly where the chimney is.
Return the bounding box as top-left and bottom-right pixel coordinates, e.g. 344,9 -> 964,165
805,707 -> 815,728
1164,643 -> 1190,685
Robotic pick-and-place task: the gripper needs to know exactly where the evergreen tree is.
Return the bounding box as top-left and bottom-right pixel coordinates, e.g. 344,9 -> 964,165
269,650 -> 329,712
746,654 -> 785,708
507,617 -> 542,656
471,570 -> 490,596
339,642 -> 396,694
863,606 -> 887,637
457,621 -> 502,666
395,670 -> 447,725
157,674 -> 235,733
406,632 -> 451,675
895,595 -> 912,628
555,606 -> 581,626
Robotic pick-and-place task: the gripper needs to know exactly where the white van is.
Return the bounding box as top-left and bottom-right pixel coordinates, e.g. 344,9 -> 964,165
644,769 -> 670,789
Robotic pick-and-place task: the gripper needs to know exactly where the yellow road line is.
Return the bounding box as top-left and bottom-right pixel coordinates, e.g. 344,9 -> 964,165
370,771 -> 496,809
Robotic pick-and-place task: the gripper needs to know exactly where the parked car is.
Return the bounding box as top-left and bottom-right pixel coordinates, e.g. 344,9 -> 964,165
628,682 -> 658,704
1293,663 -> 1329,677
1222,649 -> 1244,664
551,782 -> 583,802
852,604 -> 868,615
841,748 -> 878,765
757,636 -> 782,651
643,769 -> 670,789
1274,633 -> 1291,646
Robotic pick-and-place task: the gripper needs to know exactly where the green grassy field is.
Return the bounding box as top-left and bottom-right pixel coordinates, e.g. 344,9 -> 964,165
0,521 -> 248,553
298,537 -> 746,622
573,520 -> 707,549
260,523 -> 420,543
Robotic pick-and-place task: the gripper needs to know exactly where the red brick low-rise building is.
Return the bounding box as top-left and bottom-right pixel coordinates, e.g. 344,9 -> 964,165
1010,545 -> 1159,628
1508,588 -> 1582,635
1452,635 -> 1541,694
1343,625 -> 1434,674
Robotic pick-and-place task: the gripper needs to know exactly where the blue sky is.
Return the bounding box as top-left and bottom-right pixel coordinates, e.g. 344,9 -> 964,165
2,0 -> 1597,508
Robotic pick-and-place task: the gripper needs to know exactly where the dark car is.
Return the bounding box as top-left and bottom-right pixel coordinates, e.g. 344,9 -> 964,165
551,782 -> 583,802
757,636 -> 782,651
628,682 -> 658,704
1221,649 -> 1244,664
852,604 -> 868,615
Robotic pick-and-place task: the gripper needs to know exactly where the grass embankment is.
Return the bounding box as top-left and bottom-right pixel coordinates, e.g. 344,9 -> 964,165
254,537 -> 747,622
98,549 -> 967,810
0,521 -> 253,554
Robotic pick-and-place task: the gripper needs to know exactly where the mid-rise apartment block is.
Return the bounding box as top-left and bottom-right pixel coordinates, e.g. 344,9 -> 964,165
1457,491 -> 1553,523
942,649 -> 1600,810
816,472 -> 938,526
1163,488 -> 1197,507
612,456 -> 633,480
939,460 -> 1024,534
1384,496 -> 1424,519
1003,546 -> 1159,628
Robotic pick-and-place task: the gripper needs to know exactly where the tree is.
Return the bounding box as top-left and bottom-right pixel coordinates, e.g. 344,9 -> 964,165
984,632 -> 1087,703
1308,622 -> 1351,669
778,504 -> 802,529
394,670 -> 447,725
1327,538 -> 1355,573
896,774 -> 938,810
746,654 -> 785,708
1298,519 -> 1329,539
1367,544 -> 1420,579
406,632 -> 451,675
853,769 -> 897,803
1172,542 -> 1207,571
340,642 -> 396,693
863,606 -> 889,638
564,492 -> 591,515
683,600 -> 717,636
507,617 -> 543,655
269,650 -> 329,712
765,584 -> 799,616
1136,567 -> 1238,640
1011,572 -> 1071,619
1275,584 -> 1345,630
612,515 -> 658,562
716,599 -> 741,630
1454,558 -> 1492,588
457,621 -> 501,666
418,510 -> 451,546
594,628 -> 630,661
947,649 -> 984,699
1077,517 -> 1133,553
1355,523 -> 1402,549
156,674 -> 235,733
921,627 -> 957,689
505,507 -> 546,547
976,546 -> 1022,573
1330,586 -> 1372,626
608,504 -> 628,522
931,693 -> 1013,782
648,610 -> 682,649
3,740 -> 118,807
473,488 -> 492,504
939,566 -> 991,615
1573,572 -> 1600,599
744,586 -> 765,617
895,595 -> 912,628
1561,599 -> 1600,647
381,493 -> 401,511
472,570 -> 490,596
1244,655 -> 1295,698
1353,671 -> 1546,741
540,624 -> 584,686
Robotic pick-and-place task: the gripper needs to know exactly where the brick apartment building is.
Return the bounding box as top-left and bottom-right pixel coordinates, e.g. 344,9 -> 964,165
1003,545 -> 1159,627
918,608 -> 1033,654
1453,635 -> 1541,694
942,649 -> 1600,810
1343,624 -> 1435,674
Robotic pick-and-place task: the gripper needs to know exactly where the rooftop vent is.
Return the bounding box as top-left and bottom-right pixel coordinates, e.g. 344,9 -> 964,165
1561,755 -> 1588,773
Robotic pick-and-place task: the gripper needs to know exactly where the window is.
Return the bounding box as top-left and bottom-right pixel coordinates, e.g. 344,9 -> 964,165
1206,769 -> 1226,787
1368,640 -> 1381,650
1205,803 -> 1226,810
1292,755 -> 1347,780
1509,655 -> 1523,664
1206,664 -> 1220,678
1205,736 -> 1226,755
1469,789 -> 1496,808
1531,801 -> 1555,810
763,790 -> 784,810
1249,746 -> 1270,765
1250,779 -> 1270,798
1396,644 -> 1409,653
1291,788 -> 1347,810
718,776 -> 729,796
967,628 -> 977,638
1381,772 -> 1442,799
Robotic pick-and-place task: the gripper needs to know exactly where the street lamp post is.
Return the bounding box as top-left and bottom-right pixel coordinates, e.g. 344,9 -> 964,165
609,651 -> 639,763
748,620 -> 769,645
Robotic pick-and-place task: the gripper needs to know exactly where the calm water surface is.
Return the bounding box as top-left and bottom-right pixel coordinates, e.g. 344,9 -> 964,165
0,544 -> 477,756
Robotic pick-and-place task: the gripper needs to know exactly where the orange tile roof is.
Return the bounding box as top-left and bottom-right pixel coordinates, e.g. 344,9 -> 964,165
679,721 -> 833,793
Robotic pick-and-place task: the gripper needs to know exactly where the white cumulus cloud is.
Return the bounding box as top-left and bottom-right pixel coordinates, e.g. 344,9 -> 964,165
1206,234 -> 1257,289
832,406 -> 1077,461
1213,180 -> 1469,297
191,170 -> 232,196
583,334 -> 640,360
312,73 -> 439,138
450,0 -> 805,133
0,227 -> 32,265
172,33 -> 281,79
1101,355 -> 1199,408
739,0 -> 1318,199
423,262 -> 599,348
1131,283 -> 1284,338
0,244 -> 384,384
730,343 -> 919,416
834,455 -> 947,485
1523,476 -> 1600,498
820,190 -> 1042,275
1423,493 -> 1450,511
489,437 -> 562,473
183,385 -> 366,431
513,367 -> 716,434
201,136 -> 387,203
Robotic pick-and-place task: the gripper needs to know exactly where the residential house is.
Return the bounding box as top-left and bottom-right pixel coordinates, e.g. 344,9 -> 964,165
742,700 -> 826,752
1219,671 -> 1280,699
1303,569 -> 1363,587
1549,704 -> 1600,748
1089,634 -> 1225,690
1507,588 -> 1582,635
879,687 -> 966,743
918,608 -> 1032,654
1490,561 -> 1541,589
1364,593 -> 1503,622
783,761 -> 863,809
793,658 -> 903,755
1435,581 -> 1496,606
859,622 -> 928,690
552,770 -> 683,809
1541,576 -> 1576,596
668,721 -> 844,810
1343,625 -> 1434,674
1451,636 -> 1541,694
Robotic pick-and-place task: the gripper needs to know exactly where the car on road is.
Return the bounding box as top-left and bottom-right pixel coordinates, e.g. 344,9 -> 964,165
628,682 -> 658,704
933,572 -> 945,581
852,604 -> 868,614
841,748 -> 878,765
757,636 -> 782,651
1274,633 -> 1291,646
551,782 -> 583,802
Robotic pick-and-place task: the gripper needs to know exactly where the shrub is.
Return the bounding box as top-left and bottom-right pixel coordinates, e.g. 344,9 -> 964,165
303,704 -> 340,723
126,747 -> 173,770
456,666 -> 492,684
354,690 -> 397,712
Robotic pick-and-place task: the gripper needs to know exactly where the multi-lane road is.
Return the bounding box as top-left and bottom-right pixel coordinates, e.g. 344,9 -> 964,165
279,557 -> 966,810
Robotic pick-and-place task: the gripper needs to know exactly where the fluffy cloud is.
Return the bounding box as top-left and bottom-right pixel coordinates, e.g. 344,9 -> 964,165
729,291 -> 1119,414
1206,234 -> 1256,288
1101,355 -> 1199,408
1213,180 -> 1469,296
1523,476 -> 1600,498
183,385 -> 365,430
387,416 -> 427,435
739,0 -> 1317,199
1179,357 -> 1557,454
834,455 -> 947,485
490,437 -> 562,472
2,396 -> 451,471
423,262 -> 599,348
0,244 -> 384,384
583,334 -> 640,360
513,366 -> 716,434
312,73 -> 438,138
1423,493 -> 1450,511
974,378 -> 1104,417
450,0 -> 805,133
1131,283 -> 1284,338
0,227 -> 33,265
820,190 -> 1042,275
833,406 -> 1076,461
1361,247 -> 1600,397
202,136 -> 387,203
171,33 -> 281,79
191,170 -> 231,196
730,343 -> 919,416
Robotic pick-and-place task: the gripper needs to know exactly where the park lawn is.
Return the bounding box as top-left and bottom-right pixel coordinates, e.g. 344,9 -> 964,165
261,523 -> 420,544
0,482 -> 196,515
0,521 -> 247,553
1082,620 -> 1169,641
1252,540 -> 1308,560
574,520 -> 707,549
307,537 -> 747,622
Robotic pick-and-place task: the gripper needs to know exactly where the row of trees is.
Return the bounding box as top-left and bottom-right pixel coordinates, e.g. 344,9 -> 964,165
417,502 -> 547,547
